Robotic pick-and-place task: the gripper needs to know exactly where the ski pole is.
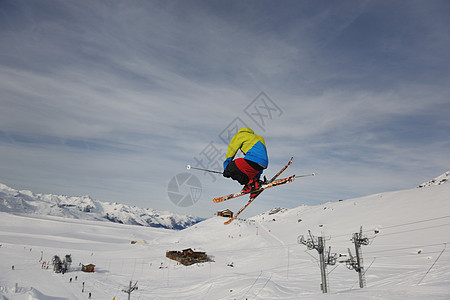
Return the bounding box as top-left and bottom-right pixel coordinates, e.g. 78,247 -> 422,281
296,173 -> 317,178
186,165 -> 223,174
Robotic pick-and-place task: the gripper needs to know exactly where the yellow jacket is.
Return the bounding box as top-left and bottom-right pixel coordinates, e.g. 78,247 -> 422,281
224,127 -> 268,169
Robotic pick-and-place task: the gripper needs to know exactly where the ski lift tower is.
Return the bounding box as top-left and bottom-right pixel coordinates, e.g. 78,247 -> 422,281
352,226 -> 370,288
343,226 -> 370,288
298,230 -> 337,293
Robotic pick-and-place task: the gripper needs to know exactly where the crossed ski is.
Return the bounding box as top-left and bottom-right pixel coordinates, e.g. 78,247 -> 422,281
213,174 -> 295,203
223,176 -> 295,225
213,157 -> 304,225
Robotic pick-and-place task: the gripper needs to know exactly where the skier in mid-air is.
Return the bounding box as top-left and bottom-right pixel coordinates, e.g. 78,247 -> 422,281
223,127 -> 268,197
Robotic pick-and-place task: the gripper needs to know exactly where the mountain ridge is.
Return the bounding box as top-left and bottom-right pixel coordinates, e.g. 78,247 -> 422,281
0,183 -> 203,230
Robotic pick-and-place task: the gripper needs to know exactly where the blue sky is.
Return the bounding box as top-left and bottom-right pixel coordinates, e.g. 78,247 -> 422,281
1,0 -> 449,218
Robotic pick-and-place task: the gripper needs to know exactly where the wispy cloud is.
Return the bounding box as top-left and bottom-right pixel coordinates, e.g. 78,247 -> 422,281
1,0 -> 449,217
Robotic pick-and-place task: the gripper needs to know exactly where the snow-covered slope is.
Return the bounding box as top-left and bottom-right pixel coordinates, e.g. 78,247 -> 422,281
418,171 -> 450,187
0,183 -> 203,230
1,172 -> 449,299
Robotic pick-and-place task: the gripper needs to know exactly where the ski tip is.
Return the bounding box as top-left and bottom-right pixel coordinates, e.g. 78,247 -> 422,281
224,219 -> 233,225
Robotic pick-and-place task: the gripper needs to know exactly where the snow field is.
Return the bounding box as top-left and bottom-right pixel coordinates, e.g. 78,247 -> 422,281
1,182 -> 450,299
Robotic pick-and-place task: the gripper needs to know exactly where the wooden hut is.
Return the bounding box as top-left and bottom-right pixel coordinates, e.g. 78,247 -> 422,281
217,209 -> 233,218
81,264 -> 95,273
166,248 -> 212,266
182,248 -> 207,260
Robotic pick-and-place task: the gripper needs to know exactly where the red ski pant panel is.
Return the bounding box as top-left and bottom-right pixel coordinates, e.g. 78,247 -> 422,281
223,158 -> 260,185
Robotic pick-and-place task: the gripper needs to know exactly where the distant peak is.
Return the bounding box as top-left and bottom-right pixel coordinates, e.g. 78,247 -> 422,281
418,171 -> 450,188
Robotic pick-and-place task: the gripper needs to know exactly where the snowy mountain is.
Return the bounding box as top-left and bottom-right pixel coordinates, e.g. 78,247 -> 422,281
1,172 -> 449,299
0,183 -> 203,230
418,171 -> 450,187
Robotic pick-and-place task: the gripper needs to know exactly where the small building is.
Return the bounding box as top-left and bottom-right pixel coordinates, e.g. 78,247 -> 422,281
217,209 -> 233,218
81,264 -> 95,273
166,248 -> 212,266
131,240 -> 146,244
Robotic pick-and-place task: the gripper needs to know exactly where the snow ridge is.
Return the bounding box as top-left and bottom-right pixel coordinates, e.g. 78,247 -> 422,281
0,183 -> 203,230
417,171 -> 450,188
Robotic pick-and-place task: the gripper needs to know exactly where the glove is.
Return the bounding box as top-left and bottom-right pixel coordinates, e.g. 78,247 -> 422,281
223,157 -> 233,170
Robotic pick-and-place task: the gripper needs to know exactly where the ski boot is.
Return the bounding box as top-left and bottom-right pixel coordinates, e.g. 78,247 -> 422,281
242,178 -> 263,198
